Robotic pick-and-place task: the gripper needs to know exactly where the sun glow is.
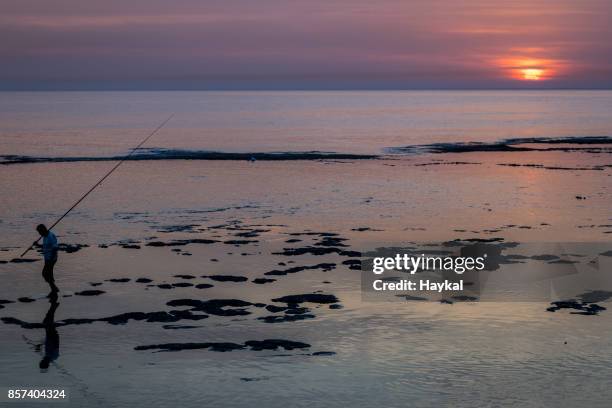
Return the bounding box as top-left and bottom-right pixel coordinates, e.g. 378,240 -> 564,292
521,68 -> 543,80
496,56 -> 560,81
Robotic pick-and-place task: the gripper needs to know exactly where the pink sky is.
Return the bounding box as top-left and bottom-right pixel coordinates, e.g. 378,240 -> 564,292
1,0 -> 611,89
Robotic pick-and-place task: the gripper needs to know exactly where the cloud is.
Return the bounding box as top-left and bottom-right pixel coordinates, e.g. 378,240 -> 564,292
1,0 -> 611,89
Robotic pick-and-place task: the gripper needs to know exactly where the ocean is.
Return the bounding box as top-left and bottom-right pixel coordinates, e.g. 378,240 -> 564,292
1,90 -> 612,407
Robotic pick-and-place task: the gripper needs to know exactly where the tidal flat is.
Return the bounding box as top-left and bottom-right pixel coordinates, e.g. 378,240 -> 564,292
1,90 -> 612,407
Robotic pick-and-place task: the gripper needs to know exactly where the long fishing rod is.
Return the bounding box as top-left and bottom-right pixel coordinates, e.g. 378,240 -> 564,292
19,114 -> 174,258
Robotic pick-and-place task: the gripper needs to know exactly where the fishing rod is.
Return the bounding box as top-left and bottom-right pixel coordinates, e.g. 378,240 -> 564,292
19,114 -> 174,258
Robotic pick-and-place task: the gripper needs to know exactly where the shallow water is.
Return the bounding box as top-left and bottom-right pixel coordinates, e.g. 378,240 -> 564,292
1,91 -> 612,407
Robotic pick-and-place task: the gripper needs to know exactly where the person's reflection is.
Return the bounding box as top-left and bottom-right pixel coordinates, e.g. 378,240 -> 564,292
39,299 -> 60,371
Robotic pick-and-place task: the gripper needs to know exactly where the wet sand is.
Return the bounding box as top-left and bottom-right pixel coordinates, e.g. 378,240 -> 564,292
1,152 -> 611,407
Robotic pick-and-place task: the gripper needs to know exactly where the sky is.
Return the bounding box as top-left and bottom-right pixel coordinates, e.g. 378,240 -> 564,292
1,0 -> 611,90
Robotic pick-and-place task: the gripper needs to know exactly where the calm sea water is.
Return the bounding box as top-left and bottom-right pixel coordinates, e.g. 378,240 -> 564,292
1,90 -> 612,157
1,91 -> 612,407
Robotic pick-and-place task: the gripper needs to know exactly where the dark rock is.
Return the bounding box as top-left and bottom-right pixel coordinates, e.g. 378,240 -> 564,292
204,275 -> 248,282
2,309 -> 209,328
315,237 -> 348,247
60,318 -> 96,325
264,263 -> 336,276
144,311 -> 182,323
244,339 -> 310,351
100,310 -> 208,325
547,299 -> 607,315
167,298 -> 254,316
234,229 -> 269,238
135,342 -> 245,352
273,247 -> 341,256
2,317 -> 43,328
285,307 -> 310,315
146,241 -> 169,247
223,240 -> 258,246
58,243 -> 89,253
288,232 -> 338,237
103,312 -> 148,325
253,278 -> 276,284
258,314 -> 316,323
550,300 -> 583,310
167,310 -> 209,321
75,290 -> 105,296
587,304 -> 607,312
146,239 -> 218,247
162,324 -> 199,330
265,305 -> 288,313
157,224 -> 200,233
272,294 -> 339,304
172,282 -> 194,288
342,259 -> 362,270
400,295 -> 428,301
452,295 -> 478,302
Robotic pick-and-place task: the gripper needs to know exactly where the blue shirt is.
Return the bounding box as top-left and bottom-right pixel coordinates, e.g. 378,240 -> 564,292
42,231 -> 59,262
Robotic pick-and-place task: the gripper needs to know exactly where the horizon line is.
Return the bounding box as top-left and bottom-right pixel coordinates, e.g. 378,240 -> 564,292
1,87 -> 612,92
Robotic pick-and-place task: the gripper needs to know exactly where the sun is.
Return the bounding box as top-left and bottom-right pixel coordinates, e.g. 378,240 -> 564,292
521,68 -> 543,80
495,56 -> 558,81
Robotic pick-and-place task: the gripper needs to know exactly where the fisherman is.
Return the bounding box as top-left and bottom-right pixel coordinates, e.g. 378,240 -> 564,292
36,224 -> 59,296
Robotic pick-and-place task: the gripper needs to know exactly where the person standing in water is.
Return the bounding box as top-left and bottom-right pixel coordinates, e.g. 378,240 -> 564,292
37,224 -> 59,296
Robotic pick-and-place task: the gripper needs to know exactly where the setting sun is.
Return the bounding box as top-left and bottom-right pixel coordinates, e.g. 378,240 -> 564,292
495,56 -> 561,82
521,68 -> 543,80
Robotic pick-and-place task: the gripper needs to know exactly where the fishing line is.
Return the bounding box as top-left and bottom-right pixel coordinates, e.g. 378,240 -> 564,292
19,114 -> 174,258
